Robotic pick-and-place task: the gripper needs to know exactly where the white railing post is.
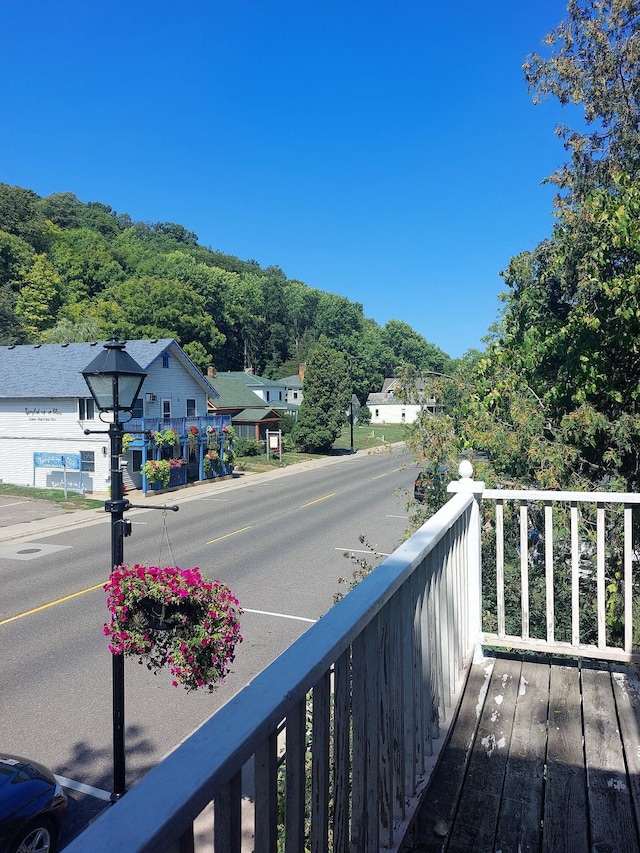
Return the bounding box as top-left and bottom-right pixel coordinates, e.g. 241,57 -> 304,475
448,460 -> 485,661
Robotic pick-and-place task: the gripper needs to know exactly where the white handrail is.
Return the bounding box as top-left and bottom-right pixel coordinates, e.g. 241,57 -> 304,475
63,491 -> 477,853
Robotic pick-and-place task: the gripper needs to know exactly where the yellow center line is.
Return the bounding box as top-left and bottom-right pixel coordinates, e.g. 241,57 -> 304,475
206,525 -> 252,545
300,493 -> 336,508
372,466 -> 404,480
0,582 -> 105,626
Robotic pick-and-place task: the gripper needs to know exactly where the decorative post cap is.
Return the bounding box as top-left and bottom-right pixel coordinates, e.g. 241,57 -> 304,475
458,459 -> 473,479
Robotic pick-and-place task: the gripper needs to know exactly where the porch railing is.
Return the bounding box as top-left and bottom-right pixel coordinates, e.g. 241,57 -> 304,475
478,485 -> 640,663
63,487 -> 479,853
126,415 -> 231,437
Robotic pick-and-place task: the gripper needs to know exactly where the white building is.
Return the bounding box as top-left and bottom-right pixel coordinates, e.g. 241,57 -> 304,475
0,339 -> 230,494
366,377 -> 443,425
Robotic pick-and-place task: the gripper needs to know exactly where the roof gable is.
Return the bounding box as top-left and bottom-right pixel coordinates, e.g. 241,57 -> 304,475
0,339 -> 216,399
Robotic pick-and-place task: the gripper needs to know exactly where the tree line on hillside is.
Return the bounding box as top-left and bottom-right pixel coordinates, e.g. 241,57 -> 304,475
0,183 -> 452,404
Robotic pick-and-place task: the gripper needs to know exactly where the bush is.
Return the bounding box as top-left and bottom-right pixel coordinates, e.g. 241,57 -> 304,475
357,405 -> 371,425
234,437 -> 262,457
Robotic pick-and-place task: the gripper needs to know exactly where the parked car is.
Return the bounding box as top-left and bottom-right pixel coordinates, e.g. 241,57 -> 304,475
414,471 -> 427,502
0,754 -> 67,853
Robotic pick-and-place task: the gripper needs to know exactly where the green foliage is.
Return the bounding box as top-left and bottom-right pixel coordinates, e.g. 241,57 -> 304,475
0,181 -> 449,385
292,338 -> 351,452
356,404 -> 371,425
234,437 -> 261,457
524,0 -> 640,203
143,459 -> 171,487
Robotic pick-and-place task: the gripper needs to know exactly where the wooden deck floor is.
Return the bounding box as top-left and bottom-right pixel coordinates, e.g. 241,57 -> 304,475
404,654 -> 640,853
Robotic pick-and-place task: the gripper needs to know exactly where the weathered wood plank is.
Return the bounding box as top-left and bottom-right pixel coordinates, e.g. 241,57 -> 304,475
446,656 -> 522,850
582,663 -> 639,852
495,659 -> 549,853
611,664 -> 640,841
542,661 -> 587,853
411,658 -> 494,852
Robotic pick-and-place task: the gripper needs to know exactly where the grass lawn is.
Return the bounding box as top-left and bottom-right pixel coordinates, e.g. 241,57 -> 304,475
333,423 -> 408,451
0,483 -> 104,509
235,424 -> 407,472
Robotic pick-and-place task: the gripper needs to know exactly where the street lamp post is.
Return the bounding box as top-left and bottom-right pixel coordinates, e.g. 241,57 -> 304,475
81,340 -> 147,800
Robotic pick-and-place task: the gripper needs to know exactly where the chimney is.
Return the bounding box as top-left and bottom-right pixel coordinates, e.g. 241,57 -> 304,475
298,363 -> 306,383
207,365 -> 216,378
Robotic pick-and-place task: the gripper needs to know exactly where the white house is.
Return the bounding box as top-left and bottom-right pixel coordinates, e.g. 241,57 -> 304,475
0,339 -> 231,494
366,377 -> 443,425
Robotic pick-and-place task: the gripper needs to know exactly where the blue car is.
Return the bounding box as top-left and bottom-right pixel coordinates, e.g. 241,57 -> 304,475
0,755 -> 67,853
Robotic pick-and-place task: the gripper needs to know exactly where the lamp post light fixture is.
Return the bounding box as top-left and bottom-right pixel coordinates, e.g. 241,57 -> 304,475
81,339 -> 146,800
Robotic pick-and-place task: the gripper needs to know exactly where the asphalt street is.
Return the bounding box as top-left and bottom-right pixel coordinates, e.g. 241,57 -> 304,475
0,445 -> 417,847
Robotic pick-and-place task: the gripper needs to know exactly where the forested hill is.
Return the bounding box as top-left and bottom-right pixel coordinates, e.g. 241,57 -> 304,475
0,183 -> 452,401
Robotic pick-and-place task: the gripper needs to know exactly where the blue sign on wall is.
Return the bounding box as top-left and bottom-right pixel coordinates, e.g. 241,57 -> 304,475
33,453 -> 81,470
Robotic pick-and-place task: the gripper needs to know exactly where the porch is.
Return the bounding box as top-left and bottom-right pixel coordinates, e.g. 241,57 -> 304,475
407,653 -> 640,852
62,465 -> 640,852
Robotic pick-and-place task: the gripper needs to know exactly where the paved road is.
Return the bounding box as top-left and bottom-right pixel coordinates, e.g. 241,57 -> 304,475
0,445 -> 417,847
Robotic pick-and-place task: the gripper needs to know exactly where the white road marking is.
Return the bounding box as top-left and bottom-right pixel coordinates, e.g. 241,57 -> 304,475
243,608 -> 317,624
335,547 -> 391,557
55,774 -> 112,801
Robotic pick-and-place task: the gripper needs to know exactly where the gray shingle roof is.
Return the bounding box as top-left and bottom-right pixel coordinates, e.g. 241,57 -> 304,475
0,339 -> 213,398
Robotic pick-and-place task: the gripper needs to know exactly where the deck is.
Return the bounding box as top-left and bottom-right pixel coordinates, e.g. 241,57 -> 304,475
406,653 -> 640,853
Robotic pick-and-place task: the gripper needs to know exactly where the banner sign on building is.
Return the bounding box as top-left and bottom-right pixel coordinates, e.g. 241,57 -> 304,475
33,452 -> 81,471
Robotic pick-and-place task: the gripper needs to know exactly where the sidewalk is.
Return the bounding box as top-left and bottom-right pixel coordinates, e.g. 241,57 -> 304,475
0,448 -> 403,544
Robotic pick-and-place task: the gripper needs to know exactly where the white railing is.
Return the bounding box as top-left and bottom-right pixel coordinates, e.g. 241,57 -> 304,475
63,489 -> 479,853
448,465 -> 640,663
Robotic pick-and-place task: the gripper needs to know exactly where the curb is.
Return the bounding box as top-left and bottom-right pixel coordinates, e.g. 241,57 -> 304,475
0,443 -> 408,544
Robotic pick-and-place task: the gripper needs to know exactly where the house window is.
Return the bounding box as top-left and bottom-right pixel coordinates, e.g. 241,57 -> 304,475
278,391 -> 282,401
162,353 -> 170,369
266,391 -> 270,402
293,391 -> 298,400
79,398 -> 95,420
375,409 -> 379,418
186,398 -> 196,418
162,399 -> 171,419
132,450 -> 142,473
80,450 -> 95,472
132,398 -> 143,419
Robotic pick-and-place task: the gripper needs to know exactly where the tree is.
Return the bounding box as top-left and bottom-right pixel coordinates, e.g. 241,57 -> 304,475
524,0 -> 640,201
293,338 -> 351,452
15,254 -> 62,337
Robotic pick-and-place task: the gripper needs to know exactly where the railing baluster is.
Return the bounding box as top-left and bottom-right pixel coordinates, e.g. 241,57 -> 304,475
351,631 -> 367,850
403,578 -> 416,795
332,648 -> 351,853
597,502 -> 606,648
571,502 -> 580,646
544,501 -> 554,644
625,504 -> 633,654
285,700 -> 306,853
520,501 -> 530,641
366,617 -> 380,851
255,732 -> 278,852
379,603 -> 393,849
214,772 -> 242,853
496,500 -> 506,638
311,673 -> 330,853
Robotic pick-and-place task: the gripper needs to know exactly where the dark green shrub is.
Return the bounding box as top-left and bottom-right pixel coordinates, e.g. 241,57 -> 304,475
234,437 -> 262,457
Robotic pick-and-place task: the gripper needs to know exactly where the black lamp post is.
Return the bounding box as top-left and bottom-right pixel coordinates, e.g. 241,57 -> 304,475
81,340 -> 147,800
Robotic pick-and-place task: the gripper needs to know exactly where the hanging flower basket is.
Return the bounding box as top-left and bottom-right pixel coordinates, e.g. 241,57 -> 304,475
104,564 -> 243,692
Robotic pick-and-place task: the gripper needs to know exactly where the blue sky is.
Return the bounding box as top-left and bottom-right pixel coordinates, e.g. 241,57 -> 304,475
1,1 -> 573,359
